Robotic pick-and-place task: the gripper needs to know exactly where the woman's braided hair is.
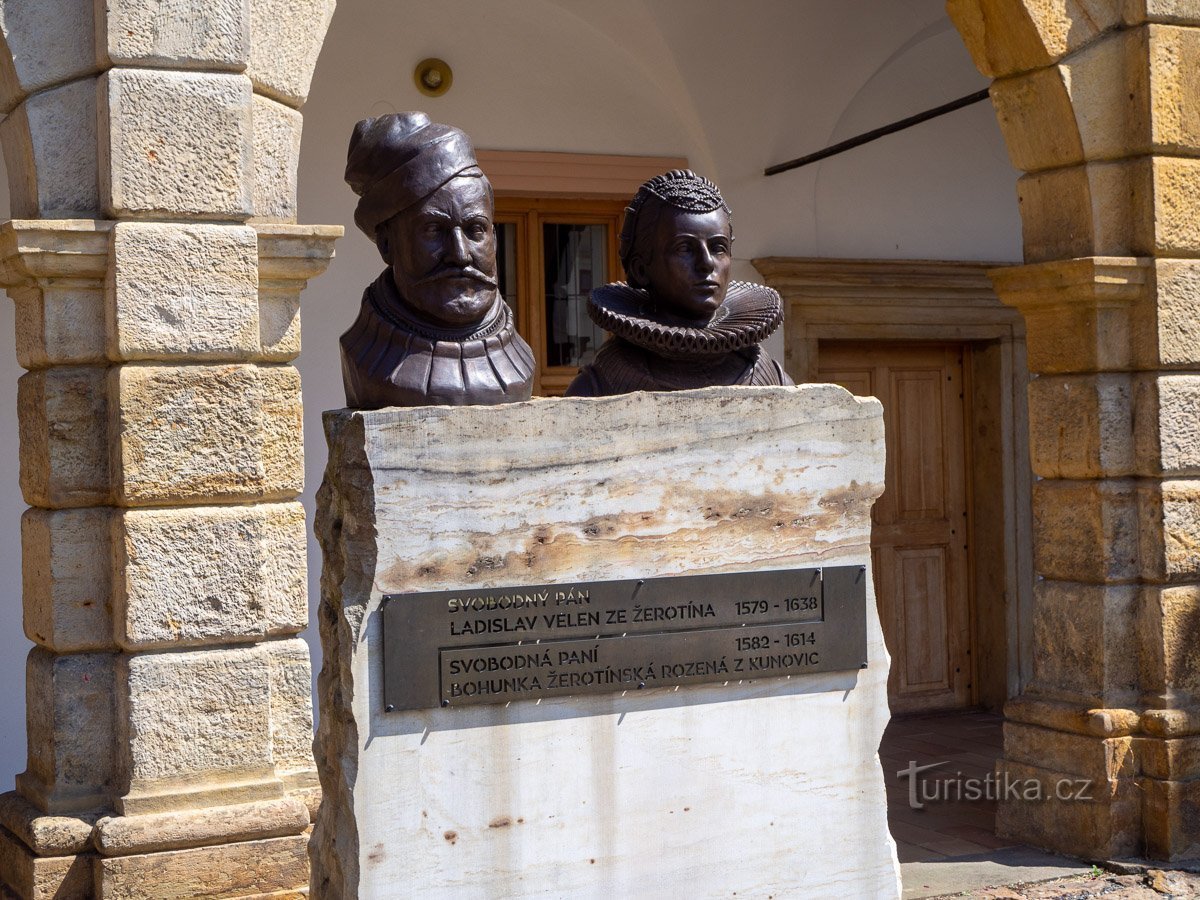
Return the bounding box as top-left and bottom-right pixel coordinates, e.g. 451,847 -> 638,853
618,169 -> 732,288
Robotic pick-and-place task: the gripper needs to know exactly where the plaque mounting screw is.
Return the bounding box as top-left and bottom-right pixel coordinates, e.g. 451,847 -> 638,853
638,682 -> 646,689
385,704 -> 395,712
441,699 -> 450,708
860,663 -> 868,669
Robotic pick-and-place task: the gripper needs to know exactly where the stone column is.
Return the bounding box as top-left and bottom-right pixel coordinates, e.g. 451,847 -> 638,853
949,0 -> 1200,860
0,2 -> 339,897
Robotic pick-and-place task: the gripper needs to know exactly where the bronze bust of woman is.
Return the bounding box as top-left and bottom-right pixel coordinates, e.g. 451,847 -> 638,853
565,170 -> 791,396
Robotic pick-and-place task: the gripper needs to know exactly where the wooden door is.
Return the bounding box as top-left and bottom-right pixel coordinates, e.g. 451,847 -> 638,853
818,342 -> 974,713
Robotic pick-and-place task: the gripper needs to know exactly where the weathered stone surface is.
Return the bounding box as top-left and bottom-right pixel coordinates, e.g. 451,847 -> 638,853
1151,156 -> 1200,254
117,645 -> 279,815
1140,583 -> 1200,705
17,649 -> 115,816
990,257 -> 1148,374
96,834 -> 307,898
990,65 -> 1084,173
996,757 -> 1140,859
314,386 -> 897,898
23,507 -> 114,652
1140,479 -> 1200,581
0,792 -> 93,856
1033,479 -> 1140,582
0,78 -> 98,218
1153,259 -> 1200,367
99,0 -> 249,70
1027,374 -> 1133,478
948,0 -> 1121,79
100,68 -> 252,220
1141,776 -> 1200,859
108,222 -> 259,361
251,95 -> 302,223
0,220 -> 111,370
18,366 -> 109,508
110,363 -> 302,505
267,638 -> 315,794
94,796 -> 308,856
0,0 -> 95,112
1132,374 -> 1200,475
1139,734 -> 1200,779
255,224 -> 342,362
0,825 -> 92,900
247,0 -> 336,107
1005,721 -> 1137,783
1148,24 -> 1200,154
113,503 -> 306,649
1030,581 -> 1139,706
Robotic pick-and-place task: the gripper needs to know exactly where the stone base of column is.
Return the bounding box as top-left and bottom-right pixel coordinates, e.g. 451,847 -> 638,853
0,792 -> 312,898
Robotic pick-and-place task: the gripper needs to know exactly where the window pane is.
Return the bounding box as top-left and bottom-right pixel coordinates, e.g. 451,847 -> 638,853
495,222 -> 519,332
543,223 -> 607,368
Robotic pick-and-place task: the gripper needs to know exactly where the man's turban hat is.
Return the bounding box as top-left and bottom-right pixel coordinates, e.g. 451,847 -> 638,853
344,111 -> 482,238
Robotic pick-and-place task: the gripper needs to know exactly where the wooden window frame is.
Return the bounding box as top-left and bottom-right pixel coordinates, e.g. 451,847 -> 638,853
482,151 -> 688,395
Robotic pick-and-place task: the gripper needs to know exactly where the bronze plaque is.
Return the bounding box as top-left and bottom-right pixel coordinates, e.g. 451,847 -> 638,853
382,565 -> 866,711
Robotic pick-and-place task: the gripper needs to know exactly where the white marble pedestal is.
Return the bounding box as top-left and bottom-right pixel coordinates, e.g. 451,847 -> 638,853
312,385 -> 900,899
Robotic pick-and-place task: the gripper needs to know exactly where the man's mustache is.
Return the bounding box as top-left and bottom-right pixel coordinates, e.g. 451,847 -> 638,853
416,266 -> 497,289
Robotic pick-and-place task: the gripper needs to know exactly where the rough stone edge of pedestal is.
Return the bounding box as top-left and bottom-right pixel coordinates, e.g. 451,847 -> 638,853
311,410 -> 372,900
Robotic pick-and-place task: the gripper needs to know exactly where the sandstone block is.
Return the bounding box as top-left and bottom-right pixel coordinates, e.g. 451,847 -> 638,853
23,508 -> 114,653
17,649 -> 115,816
1018,159 -> 1149,263
947,0 -> 1121,78
1148,24 -> 1200,153
1139,583 -> 1200,704
251,94 -> 302,223
990,257 -> 1148,374
1133,374 -> 1200,475
1151,156 -> 1200,254
0,78 -> 99,218
108,222 -> 259,361
1030,581 -> 1138,706
113,503 -> 306,649
267,638 -> 315,787
0,0 -> 94,111
11,282 -> 107,370
1004,722 -> 1137,783
1140,479 -> 1200,581
990,66 -> 1084,173
247,0 -> 336,107
1141,776 -> 1200,859
96,833 -> 307,899
18,366 -> 109,508
256,224 -> 343,362
117,645 -> 279,815
110,363 -> 303,505
94,796 -> 308,856
996,758 -> 1140,859
1033,479 -> 1139,582
0,792 -> 94,856
1152,259 -> 1200,367
99,0 -> 249,70
1027,374 -> 1133,478
0,825 -> 92,900
100,68 -> 252,220
0,220 -> 111,369
1139,734 -> 1200,780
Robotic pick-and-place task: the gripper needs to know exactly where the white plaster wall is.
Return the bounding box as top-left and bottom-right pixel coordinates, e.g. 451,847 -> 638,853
0,0 -> 1024,790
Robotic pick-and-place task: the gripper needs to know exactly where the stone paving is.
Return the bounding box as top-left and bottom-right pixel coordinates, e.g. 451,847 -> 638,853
965,868 -> 1200,898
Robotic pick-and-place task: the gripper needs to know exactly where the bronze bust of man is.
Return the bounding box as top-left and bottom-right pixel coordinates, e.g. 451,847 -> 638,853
340,112 -> 534,408
565,170 -> 791,396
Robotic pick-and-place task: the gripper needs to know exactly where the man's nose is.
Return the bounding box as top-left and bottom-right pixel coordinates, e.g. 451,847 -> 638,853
694,244 -> 717,273
444,227 -> 471,265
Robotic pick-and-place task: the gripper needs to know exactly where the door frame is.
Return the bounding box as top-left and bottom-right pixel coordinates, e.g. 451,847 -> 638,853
755,257 -> 1031,709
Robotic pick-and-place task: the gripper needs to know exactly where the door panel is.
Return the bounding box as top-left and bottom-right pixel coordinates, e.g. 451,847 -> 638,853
819,342 -> 973,713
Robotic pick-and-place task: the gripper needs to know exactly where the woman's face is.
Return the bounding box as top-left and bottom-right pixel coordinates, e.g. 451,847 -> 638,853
635,206 -> 732,322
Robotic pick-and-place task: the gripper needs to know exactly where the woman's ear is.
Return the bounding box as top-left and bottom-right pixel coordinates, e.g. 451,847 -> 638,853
626,254 -> 647,288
